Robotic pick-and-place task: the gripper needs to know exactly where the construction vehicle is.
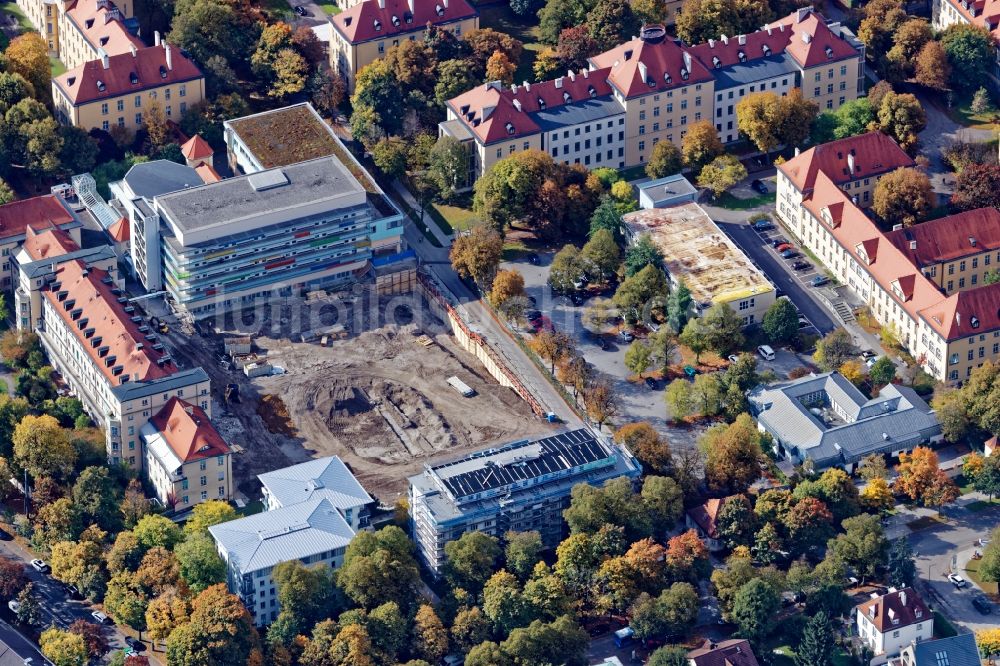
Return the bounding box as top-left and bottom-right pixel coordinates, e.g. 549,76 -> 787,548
224,383 -> 240,405
149,316 -> 169,334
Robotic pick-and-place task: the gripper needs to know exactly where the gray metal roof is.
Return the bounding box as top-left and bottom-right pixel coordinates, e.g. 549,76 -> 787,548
20,245 -> 116,279
712,53 -> 799,90
258,456 -> 373,510
111,367 -> 210,401
532,96 -> 625,132
638,174 -> 698,206
155,156 -> 363,234
911,634 -> 982,666
749,372 -> 940,466
209,497 -> 355,575
122,160 -> 203,200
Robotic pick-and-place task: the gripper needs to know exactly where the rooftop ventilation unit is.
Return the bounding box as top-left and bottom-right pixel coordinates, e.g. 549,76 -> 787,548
248,170 -> 289,192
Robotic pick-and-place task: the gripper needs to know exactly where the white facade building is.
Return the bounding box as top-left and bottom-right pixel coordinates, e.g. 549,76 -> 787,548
856,588 -> 933,659
257,455 -> 372,531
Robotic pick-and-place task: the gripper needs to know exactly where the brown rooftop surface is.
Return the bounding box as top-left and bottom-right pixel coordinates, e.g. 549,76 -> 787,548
151,397 -> 230,463
857,587 -> 930,633
779,131 -> 914,193
226,104 -> 339,169
0,195 -> 76,241
687,497 -> 724,538
884,208 -> 1000,267
688,639 -> 761,666
23,226 -> 79,260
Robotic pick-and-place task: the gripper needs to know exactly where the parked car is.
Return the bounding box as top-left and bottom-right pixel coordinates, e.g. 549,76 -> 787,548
792,260 -> 811,271
781,249 -> 799,259
798,316 -> 810,329
947,573 -> 967,588
91,611 -> 111,625
811,275 -> 830,287
125,637 -> 145,651
752,219 -> 774,231
66,584 -> 82,600
30,559 -> 49,573
728,354 -> 740,363
972,595 -> 993,614
771,237 -> 788,248
644,377 -> 658,390
619,330 -> 634,343
751,179 -> 769,194
6,600 -> 18,614
866,356 -> 879,369
527,253 -> 540,265
757,345 -> 776,361
860,349 -> 877,360
293,5 -> 307,15
980,538 -> 993,547
683,365 -> 698,378
775,243 -> 793,252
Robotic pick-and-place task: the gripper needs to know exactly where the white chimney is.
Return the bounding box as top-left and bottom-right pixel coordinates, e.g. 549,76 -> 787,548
99,48 -> 109,70
683,52 -> 692,72
567,70 -> 575,81
523,81 -> 531,91
738,34 -> 747,45
802,32 -> 812,44
154,30 -> 161,46
554,76 -> 563,89
407,0 -> 414,11
708,38 -> 715,48
164,43 -> 172,70
720,34 -> 729,45
794,146 -> 800,156
847,152 -> 855,174
909,240 -> 917,250
637,61 -> 647,82
582,69 -> 589,78
443,0 -> 448,7
512,99 -> 522,112
900,590 -> 907,607
378,0 -> 385,8
129,43 -> 137,56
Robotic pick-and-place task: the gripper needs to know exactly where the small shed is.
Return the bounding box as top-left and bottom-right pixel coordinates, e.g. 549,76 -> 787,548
637,174 -> 698,210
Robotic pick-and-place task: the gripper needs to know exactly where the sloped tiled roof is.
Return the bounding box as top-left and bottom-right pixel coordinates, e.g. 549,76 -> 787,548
0,196 -> 77,241
590,27 -> 714,99
885,208 -> 1000,267
106,217 -> 130,243
910,634 -> 983,666
150,397 -> 230,463
778,131 -> 914,193
194,162 -> 222,184
42,260 -> 175,384
181,135 -> 213,161
446,72 -> 616,144
64,0 -> 143,57
688,639 -> 761,666
208,498 -> 356,574
23,226 -> 79,261
687,498 -> 724,538
857,587 -> 930,633
331,0 -> 477,44
258,456 -> 373,510
54,43 -> 202,106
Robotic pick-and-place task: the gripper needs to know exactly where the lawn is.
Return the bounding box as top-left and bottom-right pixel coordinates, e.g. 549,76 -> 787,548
933,611 -> 958,638
769,643 -> 854,666
714,190 -> 777,210
318,1 -> 341,13
478,3 -> 544,84
50,56 -> 65,78
432,201 -> 480,235
965,556 -> 999,595
251,0 -> 292,19
948,94 -> 1000,130
907,515 -> 946,531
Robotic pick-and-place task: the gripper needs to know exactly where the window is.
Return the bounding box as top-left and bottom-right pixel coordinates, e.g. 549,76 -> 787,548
182,495 -> 188,505
814,72 -> 821,82
180,102 -> 187,113
166,105 -> 171,117
117,99 -> 124,111
135,112 -> 142,124
134,95 -> 141,108
840,65 -> 847,76
378,42 -> 384,54
639,125 -> 645,135
179,85 -> 186,97
182,479 -> 189,490
101,103 -> 108,115
200,491 -> 208,501
814,87 -> 821,96
200,460 -> 207,471
200,476 -> 207,486
165,88 -> 171,100
638,141 -> 645,151
102,120 -> 109,131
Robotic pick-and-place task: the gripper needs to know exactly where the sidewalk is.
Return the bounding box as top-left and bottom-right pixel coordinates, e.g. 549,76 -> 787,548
391,180 -> 453,247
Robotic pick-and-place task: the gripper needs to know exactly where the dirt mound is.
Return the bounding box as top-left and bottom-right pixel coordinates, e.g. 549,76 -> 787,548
311,377 -> 457,464
257,394 -> 297,437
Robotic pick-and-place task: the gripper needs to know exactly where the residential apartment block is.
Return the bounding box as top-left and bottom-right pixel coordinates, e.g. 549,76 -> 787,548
330,0 -> 479,91
0,195 -> 83,293
749,372 -> 942,470
12,226 -> 213,473
210,498 -> 356,626
210,457 -> 373,625
142,397 -> 233,512
622,203 -> 776,326
441,8 -> 863,181
18,0 -> 141,68
53,39 -> 205,133
856,588 -> 933,659
408,429 -> 641,574
258,455 -> 373,530
777,131 -> 1000,383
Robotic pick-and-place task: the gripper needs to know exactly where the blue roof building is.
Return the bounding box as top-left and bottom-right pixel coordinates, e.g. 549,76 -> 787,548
893,633 -> 983,666
258,455 -> 373,530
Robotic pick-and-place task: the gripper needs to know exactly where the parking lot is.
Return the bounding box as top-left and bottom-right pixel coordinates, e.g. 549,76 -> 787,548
503,252 -> 819,441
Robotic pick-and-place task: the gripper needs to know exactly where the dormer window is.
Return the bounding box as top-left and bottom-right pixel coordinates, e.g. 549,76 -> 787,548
159,65 -> 167,79
588,85 -> 596,98
97,80 -> 106,92
85,18 -> 94,28
825,45 -> 834,58
538,97 -> 546,109
664,73 -> 672,84
738,51 -> 746,62
67,76 -> 76,86
373,19 -> 381,31
404,10 -> 412,22
505,122 -> 515,135
129,72 -> 138,84
435,4 -> 444,14
391,15 -> 400,26
972,316 -> 981,329
762,44 -> 771,55
680,69 -> 688,80
563,91 -> 571,102
712,56 -> 721,68
100,36 -> 109,46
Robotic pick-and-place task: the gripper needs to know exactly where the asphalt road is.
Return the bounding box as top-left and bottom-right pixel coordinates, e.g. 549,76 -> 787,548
717,220 -> 838,335
0,535 -> 131,659
909,504 -> 1000,633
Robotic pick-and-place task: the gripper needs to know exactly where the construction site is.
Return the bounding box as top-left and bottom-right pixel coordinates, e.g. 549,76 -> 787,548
155,288 -> 554,502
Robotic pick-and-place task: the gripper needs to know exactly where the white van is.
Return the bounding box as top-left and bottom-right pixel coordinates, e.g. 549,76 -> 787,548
757,345 -> 775,361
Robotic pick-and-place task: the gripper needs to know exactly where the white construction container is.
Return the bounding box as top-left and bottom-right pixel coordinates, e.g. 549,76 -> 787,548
447,376 -> 475,397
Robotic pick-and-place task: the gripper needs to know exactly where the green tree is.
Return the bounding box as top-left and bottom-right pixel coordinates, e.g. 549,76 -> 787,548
72,466 -> 121,532
826,514 -> 887,582
646,141 -> 683,179
175,532 -> 226,594
589,196 -> 624,241
505,531 -> 543,581
624,234 -> 664,277
412,604 -> 449,663
642,475 -> 684,535
581,228 -> 621,282
338,526 -> 420,610
563,476 -> 650,541
876,92 -> 926,153
482,569 -> 528,634
682,120 -> 725,172
763,298 -> 798,345
941,23 -> 995,93
104,573 -> 148,636
450,225 -> 504,291
702,302 -> 745,356
13,414 -> 75,480
371,136 -> 409,179
715,495 -> 757,551
794,611 -> 835,666
886,537 -> 916,588
133,514 -> 183,550
427,135 -> 469,201
499,615 -> 589,666
692,373 -> 723,416
697,154 -> 748,198
869,356 -> 897,386
666,280 -> 691,334
813,329 -> 855,371
731,578 -> 781,648
549,244 -> 585,294
445,531 -> 502,593
679,318 -> 709,364
664,378 -> 694,421
614,422 -> 673,474
184,500 -> 236,535
613,265 -> 668,325
971,86 -> 995,114
165,584 -> 262,665
647,646 -> 689,666
675,0 -> 738,44
15,583 -> 41,625
872,167 -> 933,227
625,340 -> 653,378
451,606 -> 492,654
648,328 -> 678,374
586,0 -> 639,50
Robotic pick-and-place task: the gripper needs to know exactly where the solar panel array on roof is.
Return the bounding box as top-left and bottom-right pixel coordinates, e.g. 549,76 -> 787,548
439,430 -> 609,499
